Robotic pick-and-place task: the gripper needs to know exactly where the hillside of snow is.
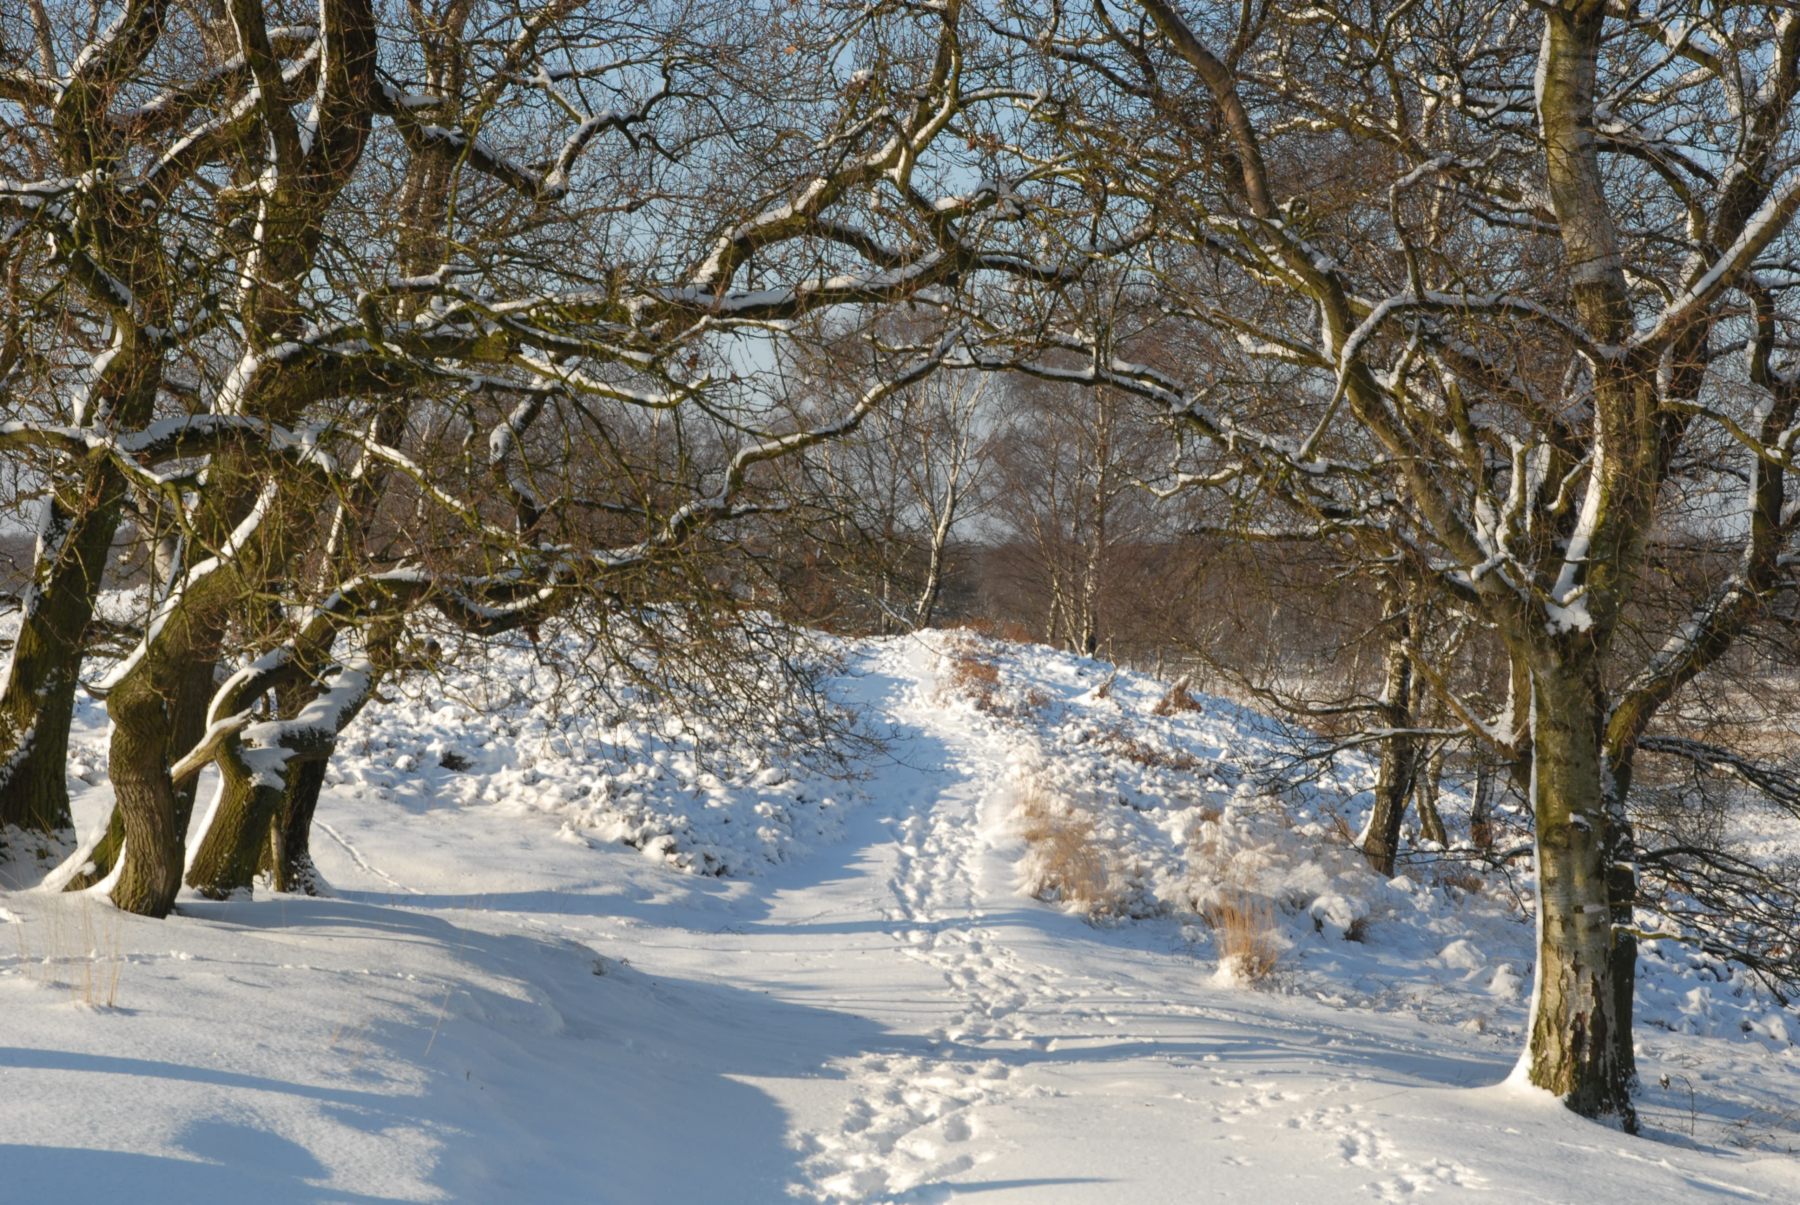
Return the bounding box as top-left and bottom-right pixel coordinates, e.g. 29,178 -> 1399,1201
3,629 -> 1798,1202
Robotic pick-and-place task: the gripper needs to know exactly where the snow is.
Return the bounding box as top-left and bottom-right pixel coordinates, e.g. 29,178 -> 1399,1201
2,628 -> 1797,1202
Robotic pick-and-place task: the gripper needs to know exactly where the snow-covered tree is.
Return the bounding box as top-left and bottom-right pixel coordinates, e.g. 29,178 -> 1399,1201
985,0 -> 1800,1129
0,0 -> 1113,913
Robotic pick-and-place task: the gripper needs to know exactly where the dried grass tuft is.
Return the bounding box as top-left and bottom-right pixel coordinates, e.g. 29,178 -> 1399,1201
1016,779 -> 1119,918
13,897 -> 125,1007
953,617 -> 1035,644
1100,724 -> 1204,771
1151,674 -> 1202,717
1201,892 -> 1280,982
1323,808 -> 1359,846
1437,866 -> 1486,896
1187,808 -> 1285,982
947,650 -> 1002,707
942,639 -> 1048,719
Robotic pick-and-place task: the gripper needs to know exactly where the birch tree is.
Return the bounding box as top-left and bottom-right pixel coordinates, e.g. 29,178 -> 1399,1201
795,368 -> 996,633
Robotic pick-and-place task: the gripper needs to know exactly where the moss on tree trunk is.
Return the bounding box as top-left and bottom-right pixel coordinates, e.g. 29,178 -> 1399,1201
0,471 -> 128,845
105,674 -> 186,917
1524,657 -> 1637,1130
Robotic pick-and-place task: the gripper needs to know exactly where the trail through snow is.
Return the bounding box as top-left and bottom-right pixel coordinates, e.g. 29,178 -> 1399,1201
3,634 -> 1797,1202
786,638 -> 1505,1203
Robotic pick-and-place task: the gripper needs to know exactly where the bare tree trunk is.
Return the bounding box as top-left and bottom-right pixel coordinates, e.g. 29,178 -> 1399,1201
187,744 -> 291,900
262,757 -> 330,894
1469,759 -> 1496,850
189,612 -> 392,898
1361,582 -> 1420,877
105,672 -> 187,916
0,490 -> 114,843
0,379 -> 158,846
914,484 -> 960,629
1524,657 -> 1636,1130
1599,747 -> 1643,1092
65,592 -> 224,892
1415,741 -> 1449,847
1,15 -> 172,853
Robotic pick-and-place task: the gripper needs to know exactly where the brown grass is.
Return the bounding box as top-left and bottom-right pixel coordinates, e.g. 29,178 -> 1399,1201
1437,866 -> 1485,895
1016,779 -> 1119,917
15,897 -> 124,1007
952,617 -> 1035,644
1323,808 -> 1359,846
1100,724 -> 1204,771
947,650 -> 1002,708
943,643 -> 1049,719
1151,675 -> 1202,717
1202,892 -> 1280,981
1186,811 -> 1281,981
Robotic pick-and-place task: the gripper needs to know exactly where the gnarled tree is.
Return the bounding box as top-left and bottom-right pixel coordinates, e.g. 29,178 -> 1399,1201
992,0 -> 1800,1129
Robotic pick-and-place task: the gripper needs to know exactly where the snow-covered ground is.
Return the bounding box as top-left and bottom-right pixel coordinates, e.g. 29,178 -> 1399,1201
3,630 -> 1797,1202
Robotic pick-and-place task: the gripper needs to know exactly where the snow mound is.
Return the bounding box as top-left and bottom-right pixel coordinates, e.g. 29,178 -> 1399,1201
328,632 -> 859,878
923,630 -> 1799,1054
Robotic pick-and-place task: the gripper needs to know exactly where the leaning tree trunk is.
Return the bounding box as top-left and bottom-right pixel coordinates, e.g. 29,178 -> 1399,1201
64,812 -> 125,892
1414,741 -> 1449,848
188,658 -> 378,898
0,432 -> 142,848
1523,655 -> 1637,1130
186,736 -> 297,899
2,65 -> 172,855
913,490 -> 959,630
66,650 -> 219,890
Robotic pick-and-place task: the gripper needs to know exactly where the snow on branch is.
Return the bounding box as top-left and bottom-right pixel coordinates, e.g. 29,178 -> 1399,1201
1635,174 -> 1800,352
94,479 -> 283,696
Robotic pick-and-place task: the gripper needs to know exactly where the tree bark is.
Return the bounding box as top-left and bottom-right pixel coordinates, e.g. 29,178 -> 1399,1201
189,654 -> 378,898
185,739 -> 289,899
1600,747 -> 1643,1091
1361,588 -> 1420,877
0,377 -> 158,846
262,757 -> 329,895
1523,655 -> 1637,1130
64,579 -> 227,892
1469,759 -> 1496,851
1415,742 -> 1449,847
105,673 -> 187,916
0,501 -> 104,843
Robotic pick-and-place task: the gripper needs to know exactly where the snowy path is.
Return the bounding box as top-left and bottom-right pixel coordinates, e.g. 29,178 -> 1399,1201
4,636 -> 1799,1202
782,642 -> 1504,1203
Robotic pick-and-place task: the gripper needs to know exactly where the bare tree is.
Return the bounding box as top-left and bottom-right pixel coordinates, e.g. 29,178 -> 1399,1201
790,366 -> 997,633
989,0 -> 1800,1128
0,0 -> 1118,912
987,375 -> 1165,655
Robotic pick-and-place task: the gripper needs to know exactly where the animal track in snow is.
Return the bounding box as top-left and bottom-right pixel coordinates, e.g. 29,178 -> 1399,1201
1285,1096 -> 1486,1199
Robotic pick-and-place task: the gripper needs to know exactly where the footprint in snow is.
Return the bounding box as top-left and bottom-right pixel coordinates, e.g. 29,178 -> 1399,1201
795,1053 -> 1012,1203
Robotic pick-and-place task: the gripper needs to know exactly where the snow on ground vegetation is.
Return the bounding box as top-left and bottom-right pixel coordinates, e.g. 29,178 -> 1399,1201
2,625 -> 1797,1202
